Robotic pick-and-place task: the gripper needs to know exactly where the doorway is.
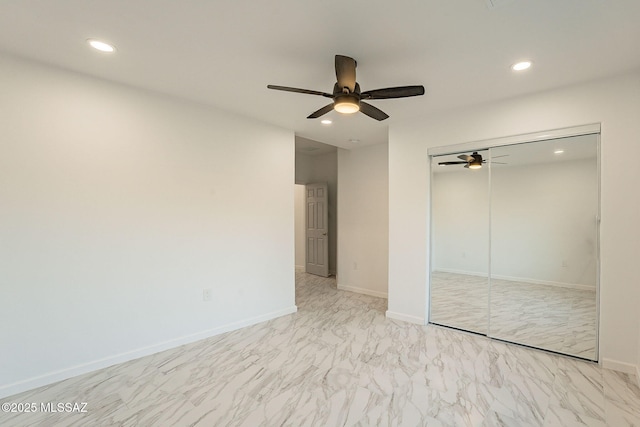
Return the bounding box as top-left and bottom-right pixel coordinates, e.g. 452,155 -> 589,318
294,138 -> 338,277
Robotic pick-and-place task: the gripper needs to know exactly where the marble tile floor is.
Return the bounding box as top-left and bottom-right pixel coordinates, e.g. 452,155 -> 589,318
430,272 -> 597,360
2,272 -> 639,426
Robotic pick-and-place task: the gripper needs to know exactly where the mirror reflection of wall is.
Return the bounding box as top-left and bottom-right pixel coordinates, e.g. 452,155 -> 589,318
429,132 -> 599,361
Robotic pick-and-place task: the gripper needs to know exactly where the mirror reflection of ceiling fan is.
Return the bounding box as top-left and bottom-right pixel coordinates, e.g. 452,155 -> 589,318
267,54 -> 425,121
438,152 -> 508,169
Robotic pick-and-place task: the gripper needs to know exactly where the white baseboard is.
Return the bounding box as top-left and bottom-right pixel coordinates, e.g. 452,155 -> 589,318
337,283 -> 387,299
386,311 -> 425,325
295,267 -> 336,276
433,268 -> 596,291
600,359 -> 640,389
0,305 -> 297,399
601,358 -> 637,375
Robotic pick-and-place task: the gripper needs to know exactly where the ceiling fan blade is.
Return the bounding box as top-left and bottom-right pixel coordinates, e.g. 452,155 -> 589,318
361,85 -> 425,100
359,102 -> 389,121
335,55 -> 356,93
458,154 -> 473,162
491,154 -> 509,159
490,162 -> 508,164
307,103 -> 335,119
267,85 -> 332,98
438,161 -> 468,165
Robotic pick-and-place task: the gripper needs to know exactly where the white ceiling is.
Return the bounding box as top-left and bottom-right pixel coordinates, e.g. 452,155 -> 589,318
296,137 -> 338,157
1,0 -> 639,150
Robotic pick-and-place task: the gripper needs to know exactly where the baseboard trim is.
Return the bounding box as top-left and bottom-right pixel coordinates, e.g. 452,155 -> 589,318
385,311 -> 425,325
433,268 -> 595,291
601,358 -> 637,375
337,284 -> 387,299
0,305 -> 298,399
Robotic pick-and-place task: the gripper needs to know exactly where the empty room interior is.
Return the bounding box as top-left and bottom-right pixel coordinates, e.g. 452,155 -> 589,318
1,1 -> 640,426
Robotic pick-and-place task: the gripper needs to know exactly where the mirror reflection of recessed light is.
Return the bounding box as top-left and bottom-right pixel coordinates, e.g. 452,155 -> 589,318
554,149 -> 564,154
321,119 -> 332,125
87,39 -> 116,53
349,138 -> 360,144
511,61 -> 532,71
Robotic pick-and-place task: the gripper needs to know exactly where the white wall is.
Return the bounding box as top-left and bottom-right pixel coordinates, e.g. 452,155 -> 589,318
337,143 -> 389,298
493,158 -> 598,287
433,158 -> 598,287
294,184 -> 306,269
432,167 -> 490,276
295,151 -> 314,185
388,71 -> 640,371
295,151 -> 338,274
0,55 -> 296,398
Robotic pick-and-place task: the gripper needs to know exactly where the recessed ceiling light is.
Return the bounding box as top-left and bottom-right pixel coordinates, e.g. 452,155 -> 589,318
87,39 -> 116,53
511,61 -> 532,71
554,149 -> 564,154
321,119 -> 332,125
349,138 -> 360,144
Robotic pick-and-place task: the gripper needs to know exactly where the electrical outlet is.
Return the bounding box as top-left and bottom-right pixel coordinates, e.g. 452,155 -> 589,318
203,288 -> 212,302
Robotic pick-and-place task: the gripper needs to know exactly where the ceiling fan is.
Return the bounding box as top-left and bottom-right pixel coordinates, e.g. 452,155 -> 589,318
438,152 -> 508,169
267,54 -> 425,121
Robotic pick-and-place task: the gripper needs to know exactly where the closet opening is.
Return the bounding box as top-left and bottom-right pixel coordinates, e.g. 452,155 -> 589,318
428,124 -> 600,361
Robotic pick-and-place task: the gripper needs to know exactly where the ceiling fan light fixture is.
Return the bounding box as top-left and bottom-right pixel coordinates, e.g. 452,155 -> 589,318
334,96 -> 360,114
468,152 -> 483,169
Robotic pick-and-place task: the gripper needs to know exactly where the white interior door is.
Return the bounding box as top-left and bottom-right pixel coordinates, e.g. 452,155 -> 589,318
306,183 -> 329,277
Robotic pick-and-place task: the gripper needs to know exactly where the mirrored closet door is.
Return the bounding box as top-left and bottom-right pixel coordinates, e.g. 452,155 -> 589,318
430,150 -> 490,335
429,130 -> 599,361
